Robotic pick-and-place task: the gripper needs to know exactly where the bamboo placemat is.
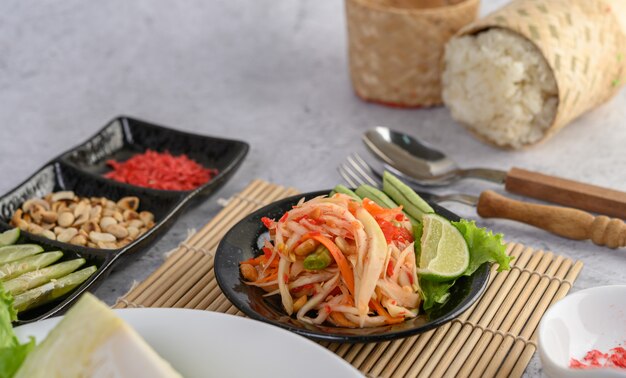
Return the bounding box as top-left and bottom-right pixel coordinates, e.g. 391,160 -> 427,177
114,180 -> 584,377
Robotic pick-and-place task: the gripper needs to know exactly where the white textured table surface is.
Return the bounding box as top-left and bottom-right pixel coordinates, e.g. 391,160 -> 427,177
2,0 -> 625,376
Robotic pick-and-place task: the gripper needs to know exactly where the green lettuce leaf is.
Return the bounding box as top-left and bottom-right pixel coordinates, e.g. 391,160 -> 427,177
452,219 -> 512,275
419,279 -> 455,310
0,283 -> 34,378
417,219 -> 511,313
412,223 -> 423,259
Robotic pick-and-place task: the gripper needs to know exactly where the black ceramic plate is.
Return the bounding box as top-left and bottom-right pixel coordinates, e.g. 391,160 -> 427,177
59,116 -> 248,198
215,190 -> 490,343
0,116 -> 248,324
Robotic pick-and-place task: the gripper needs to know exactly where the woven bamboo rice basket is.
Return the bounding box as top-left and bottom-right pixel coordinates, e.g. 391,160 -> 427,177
454,0 -> 626,148
345,0 -> 480,107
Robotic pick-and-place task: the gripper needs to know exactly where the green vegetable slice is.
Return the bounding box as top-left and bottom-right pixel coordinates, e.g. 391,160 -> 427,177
0,252 -> 63,281
331,185 -> 361,201
13,266 -> 97,313
452,219 -> 512,275
303,246 -> 332,270
0,229 -> 20,248
355,184 -> 397,208
420,279 -> 456,310
382,172 -> 433,222
0,283 -> 35,377
419,220 -> 512,312
4,259 -> 86,296
0,244 -> 44,265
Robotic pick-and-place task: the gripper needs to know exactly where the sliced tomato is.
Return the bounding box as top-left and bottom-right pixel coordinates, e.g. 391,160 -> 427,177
378,219 -> 414,244
261,217 -> 274,229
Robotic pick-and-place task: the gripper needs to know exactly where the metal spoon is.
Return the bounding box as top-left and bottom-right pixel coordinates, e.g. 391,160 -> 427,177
363,127 -> 507,186
363,127 -> 626,219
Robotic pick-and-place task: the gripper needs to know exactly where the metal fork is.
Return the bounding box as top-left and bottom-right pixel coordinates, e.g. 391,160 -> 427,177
338,153 -> 626,249
338,153 -> 478,206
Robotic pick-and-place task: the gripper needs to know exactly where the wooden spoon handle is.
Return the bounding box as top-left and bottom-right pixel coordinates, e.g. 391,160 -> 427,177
477,190 -> 626,249
505,167 -> 626,219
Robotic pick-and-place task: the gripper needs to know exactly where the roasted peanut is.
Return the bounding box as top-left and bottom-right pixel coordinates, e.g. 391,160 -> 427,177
104,224 -> 128,239
89,205 -> 102,221
70,234 -> 87,246
51,191 -> 75,202
127,226 -> 140,239
139,211 -> 154,225
40,222 -> 55,230
113,211 -> 124,222
96,241 -> 118,249
57,212 -> 75,227
12,191 -> 155,250
293,295 -> 308,312
73,206 -> 90,226
294,239 -> 318,256
27,223 -> 44,235
240,263 -> 258,281
89,231 -> 116,243
122,209 -> 138,221
30,205 -> 44,223
22,198 -> 50,212
41,210 -> 58,224
128,219 -> 143,229
117,196 -> 139,211
334,236 -> 355,255
81,220 -> 100,234
57,228 -> 78,243
40,230 -> 56,240
99,216 -> 117,229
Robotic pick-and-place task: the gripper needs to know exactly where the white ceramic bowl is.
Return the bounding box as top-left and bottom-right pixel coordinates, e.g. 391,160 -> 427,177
539,285 -> 626,378
15,309 -> 363,378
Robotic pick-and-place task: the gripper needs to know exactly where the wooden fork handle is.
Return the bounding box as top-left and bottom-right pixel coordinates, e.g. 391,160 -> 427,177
477,190 -> 626,249
505,167 -> 626,219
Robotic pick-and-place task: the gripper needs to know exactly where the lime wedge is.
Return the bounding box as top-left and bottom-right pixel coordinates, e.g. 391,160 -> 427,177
418,214 -> 469,282
0,228 -> 20,247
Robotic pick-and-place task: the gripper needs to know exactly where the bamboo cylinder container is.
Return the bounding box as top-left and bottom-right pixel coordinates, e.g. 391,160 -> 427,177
448,0 -> 626,148
345,0 -> 480,107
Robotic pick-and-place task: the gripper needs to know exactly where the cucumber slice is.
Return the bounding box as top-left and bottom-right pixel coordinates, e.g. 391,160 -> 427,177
0,251 -> 63,281
13,266 -> 97,313
0,244 -> 44,265
4,258 -> 86,296
0,228 -> 20,247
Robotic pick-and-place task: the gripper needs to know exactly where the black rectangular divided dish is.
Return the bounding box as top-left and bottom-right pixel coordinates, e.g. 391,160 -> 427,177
0,116 -> 249,324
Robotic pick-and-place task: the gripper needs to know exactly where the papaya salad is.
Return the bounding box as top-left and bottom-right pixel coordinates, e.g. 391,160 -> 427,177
239,172 -> 511,328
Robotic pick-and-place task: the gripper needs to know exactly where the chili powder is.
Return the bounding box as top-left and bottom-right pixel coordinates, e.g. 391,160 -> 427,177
570,345 -> 626,369
104,149 -> 217,191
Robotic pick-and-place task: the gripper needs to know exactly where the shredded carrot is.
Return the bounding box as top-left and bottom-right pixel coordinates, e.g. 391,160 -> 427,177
362,198 -> 401,218
266,259 -> 279,268
304,233 -> 355,296
329,312 -> 358,328
243,256 -> 264,266
241,253 -> 278,268
258,271 -> 278,283
370,299 -> 404,325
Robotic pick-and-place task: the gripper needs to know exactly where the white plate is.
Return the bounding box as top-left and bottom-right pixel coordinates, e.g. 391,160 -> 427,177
538,285 -> 626,378
15,308 -> 364,378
